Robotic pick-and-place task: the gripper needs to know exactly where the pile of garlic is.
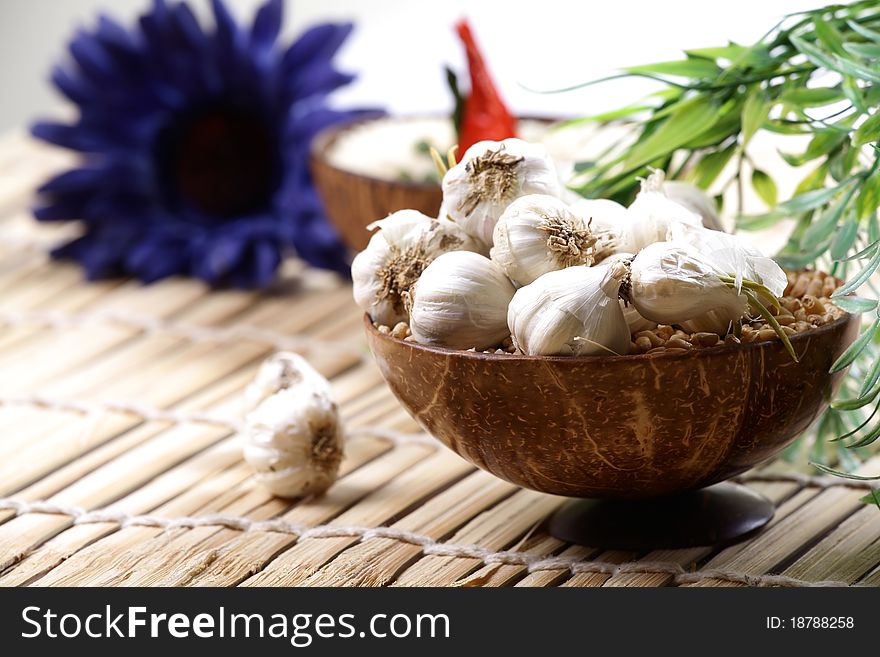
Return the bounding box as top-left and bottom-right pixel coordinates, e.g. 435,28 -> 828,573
353,138 -> 795,358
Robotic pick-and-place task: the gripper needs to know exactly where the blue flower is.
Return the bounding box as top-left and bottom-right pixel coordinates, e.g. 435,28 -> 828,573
32,0 -> 374,287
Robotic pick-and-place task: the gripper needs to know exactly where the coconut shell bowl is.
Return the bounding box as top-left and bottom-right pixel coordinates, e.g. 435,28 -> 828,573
365,312 -> 860,549
310,119 -> 443,252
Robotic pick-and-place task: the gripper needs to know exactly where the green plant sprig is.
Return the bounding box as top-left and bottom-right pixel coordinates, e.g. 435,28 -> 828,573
569,0 -> 880,486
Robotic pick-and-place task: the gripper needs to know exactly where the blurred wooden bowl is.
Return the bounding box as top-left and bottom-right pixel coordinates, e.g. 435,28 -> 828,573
310,118 -> 443,252
365,312 -> 859,499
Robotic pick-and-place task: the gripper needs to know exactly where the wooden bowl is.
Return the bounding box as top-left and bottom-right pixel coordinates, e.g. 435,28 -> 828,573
365,313 -> 860,499
310,119 -> 443,252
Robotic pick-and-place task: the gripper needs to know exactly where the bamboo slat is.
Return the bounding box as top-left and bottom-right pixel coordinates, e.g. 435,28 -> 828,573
0,133 -> 878,588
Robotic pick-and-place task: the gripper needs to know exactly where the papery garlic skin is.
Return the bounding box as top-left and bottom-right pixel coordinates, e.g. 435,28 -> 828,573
242,353 -> 343,498
508,261 -> 631,356
600,252 -> 657,333
351,209 -> 481,326
569,198 -> 628,235
442,138 -> 561,246
668,222 -> 787,296
243,352 -> 327,415
628,241 -> 748,329
619,170 -> 702,253
408,251 -> 516,350
663,181 -> 724,232
491,194 -> 597,286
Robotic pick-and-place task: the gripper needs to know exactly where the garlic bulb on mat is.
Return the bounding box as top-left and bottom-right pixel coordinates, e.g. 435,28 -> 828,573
408,250 -> 515,350
508,260 -> 631,356
491,194 -> 601,286
442,138 -> 561,246
352,209 -> 481,326
242,353 -> 343,498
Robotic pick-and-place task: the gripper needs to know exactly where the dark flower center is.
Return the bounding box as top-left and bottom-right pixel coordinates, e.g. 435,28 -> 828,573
155,107 -> 279,220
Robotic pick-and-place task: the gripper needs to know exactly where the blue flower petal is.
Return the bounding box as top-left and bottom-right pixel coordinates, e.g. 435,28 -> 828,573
31,2 -> 371,288
250,0 -> 283,52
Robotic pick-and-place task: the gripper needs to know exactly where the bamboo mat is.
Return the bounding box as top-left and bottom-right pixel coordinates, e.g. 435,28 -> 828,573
1,134 -> 879,588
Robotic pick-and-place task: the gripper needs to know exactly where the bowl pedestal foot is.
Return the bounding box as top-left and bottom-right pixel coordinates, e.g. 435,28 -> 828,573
547,482 -> 774,550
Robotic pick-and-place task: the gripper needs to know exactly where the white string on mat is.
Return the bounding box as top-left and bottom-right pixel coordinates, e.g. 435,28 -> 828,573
0,394 -> 437,451
1,393 -> 877,489
0,308 -> 365,360
0,496 -> 854,587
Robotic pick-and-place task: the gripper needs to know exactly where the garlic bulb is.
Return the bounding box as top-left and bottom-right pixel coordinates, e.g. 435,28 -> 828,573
491,194 -> 599,286
352,209 -> 481,326
242,353 -> 343,498
619,170 -> 702,253
663,180 -> 724,232
627,241 -> 748,331
569,197 -> 628,235
408,251 -> 515,350
243,351 -> 326,414
600,252 -> 657,333
508,261 -> 631,356
668,222 -> 786,296
442,138 -> 561,246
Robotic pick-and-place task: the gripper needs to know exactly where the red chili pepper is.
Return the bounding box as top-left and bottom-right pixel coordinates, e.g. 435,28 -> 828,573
455,19 -> 517,156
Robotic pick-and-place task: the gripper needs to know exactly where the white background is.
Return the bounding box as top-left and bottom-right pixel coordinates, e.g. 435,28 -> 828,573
0,0 -> 819,133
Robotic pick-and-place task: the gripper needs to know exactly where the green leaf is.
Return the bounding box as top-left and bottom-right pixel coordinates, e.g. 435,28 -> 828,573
790,34 -> 838,70
832,295 -> 878,313
559,103 -> 656,125
830,316 -> 880,373
813,16 -> 847,57
847,19 -> 880,44
691,144 -> 737,189
623,58 -> 721,79
860,349 -> 880,396
624,96 -> 718,168
751,169 -> 778,206
832,54 -> 880,84
842,75 -> 867,114
830,217 -> 860,260
861,490 -> 880,507
778,181 -> 850,214
774,243 -> 829,269
832,382 -> 880,410
685,43 -> 749,62
856,171 -> 880,220
833,245 -> 880,297
741,89 -> 769,146
801,204 -> 844,250
779,87 -> 842,107
811,463 -> 880,480
841,238 -> 880,262
738,211 -> 786,231
853,111 -> 880,146
844,42 -> 880,58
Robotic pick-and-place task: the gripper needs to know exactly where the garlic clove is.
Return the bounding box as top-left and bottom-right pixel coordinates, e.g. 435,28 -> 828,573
442,138 -> 561,246
507,261 -> 631,356
352,209 -> 481,326
243,351 -> 326,415
619,170 -> 702,253
628,241 -> 748,329
569,197 -> 628,235
242,353 -> 344,498
663,180 -> 724,232
668,222 -> 787,297
408,250 -> 515,350
491,194 -> 598,286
